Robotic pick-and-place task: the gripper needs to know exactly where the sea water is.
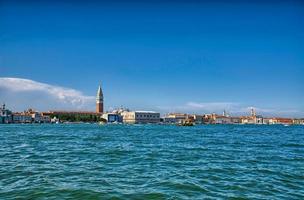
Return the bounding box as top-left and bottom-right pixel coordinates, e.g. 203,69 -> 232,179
0,124 -> 303,199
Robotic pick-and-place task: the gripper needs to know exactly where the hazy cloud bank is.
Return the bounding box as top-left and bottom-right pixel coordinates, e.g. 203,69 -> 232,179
157,102 -> 303,118
0,77 -> 95,111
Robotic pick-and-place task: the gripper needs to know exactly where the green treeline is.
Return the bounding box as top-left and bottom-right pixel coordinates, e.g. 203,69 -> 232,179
50,114 -> 101,122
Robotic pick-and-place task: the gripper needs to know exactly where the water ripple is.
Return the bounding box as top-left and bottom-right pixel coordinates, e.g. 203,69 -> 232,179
0,124 -> 303,199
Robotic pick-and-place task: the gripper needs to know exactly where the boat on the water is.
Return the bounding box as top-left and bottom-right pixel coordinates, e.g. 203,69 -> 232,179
177,120 -> 194,126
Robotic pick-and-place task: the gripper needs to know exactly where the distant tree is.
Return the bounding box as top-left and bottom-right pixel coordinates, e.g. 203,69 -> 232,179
48,113 -> 100,122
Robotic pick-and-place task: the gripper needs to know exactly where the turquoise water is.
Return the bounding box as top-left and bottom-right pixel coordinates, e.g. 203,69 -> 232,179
0,124 -> 303,199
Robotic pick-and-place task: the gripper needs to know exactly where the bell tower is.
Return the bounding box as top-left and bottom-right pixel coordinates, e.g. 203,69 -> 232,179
96,85 -> 104,114
251,107 -> 256,117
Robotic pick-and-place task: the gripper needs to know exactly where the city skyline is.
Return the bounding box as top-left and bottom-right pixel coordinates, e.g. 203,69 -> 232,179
0,77 -> 303,118
1,1 -> 303,117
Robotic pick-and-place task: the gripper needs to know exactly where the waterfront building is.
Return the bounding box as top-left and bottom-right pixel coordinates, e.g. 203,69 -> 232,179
239,108 -> 263,124
101,113 -> 123,123
262,117 -> 293,125
163,113 -> 187,124
255,115 -> 263,124
223,110 -> 229,117
240,116 -> 255,124
263,118 -> 271,124
12,113 -> 32,123
41,114 -> 51,123
0,104 -> 13,123
96,85 -> 104,114
274,118 -> 293,125
215,115 -> 231,124
31,112 -> 43,123
293,118 -> 304,125
162,113 -> 203,124
230,117 -> 241,124
121,111 -> 160,124
271,118 -> 278,124
202,114 -> 213,124
25,109 -> 48,123
208,113 -> 225,124
12,109 -> 51,123
262,118 -> 292,125
189,114 -> 204,124
203,114 -> 228,124
162,117 -> 178,124
211,113 -> 217,122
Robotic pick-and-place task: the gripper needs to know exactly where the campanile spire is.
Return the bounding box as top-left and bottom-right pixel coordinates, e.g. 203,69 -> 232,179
96,84 -> 104,113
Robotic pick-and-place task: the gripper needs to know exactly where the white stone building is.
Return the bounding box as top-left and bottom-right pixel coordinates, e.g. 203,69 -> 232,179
121,111 -> 160,124
163,113 -> 187,124
215,116 -> 232,124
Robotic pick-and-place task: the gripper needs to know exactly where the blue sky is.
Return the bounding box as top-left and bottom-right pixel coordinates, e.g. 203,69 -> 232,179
0,1 -> 303,116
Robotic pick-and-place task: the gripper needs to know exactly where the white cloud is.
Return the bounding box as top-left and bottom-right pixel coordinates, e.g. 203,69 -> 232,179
0,77 -> 95,111
186,102 -> 239,110
156,102 -> 240,114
